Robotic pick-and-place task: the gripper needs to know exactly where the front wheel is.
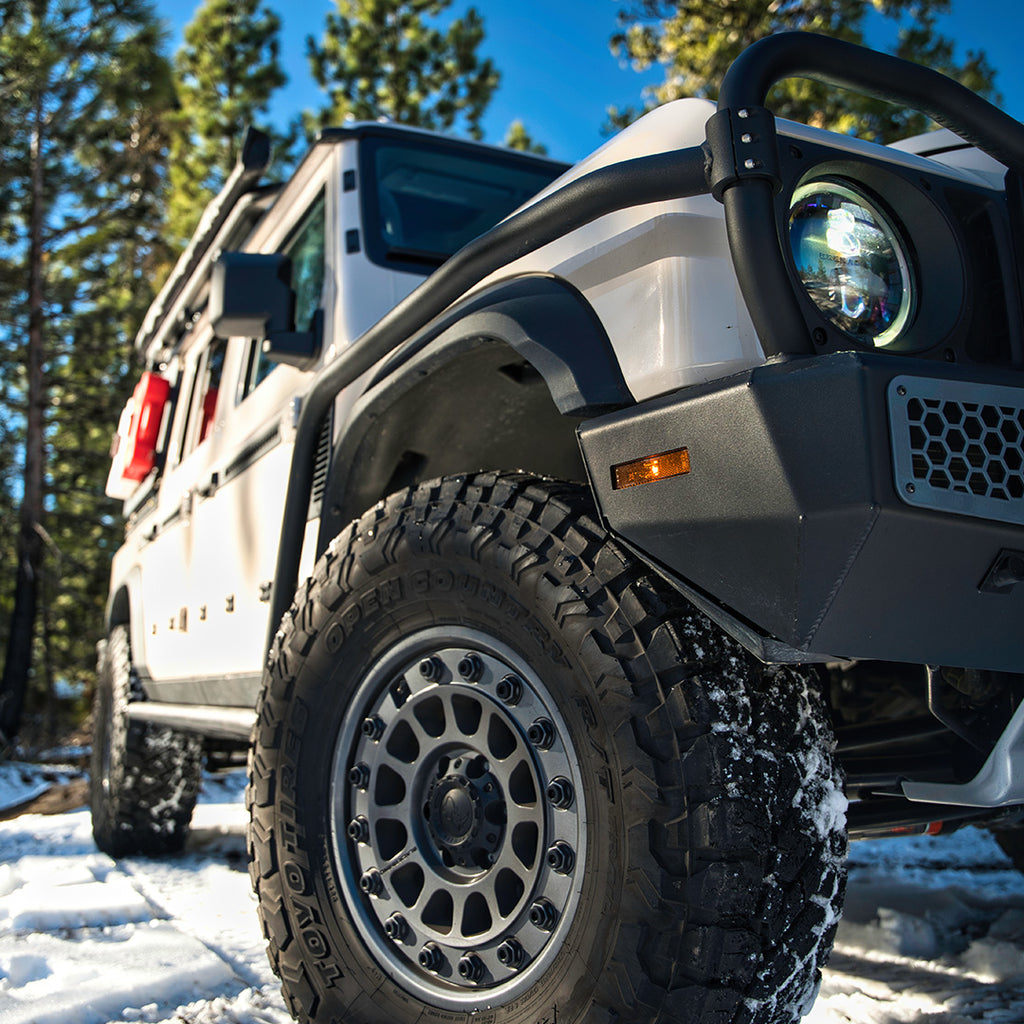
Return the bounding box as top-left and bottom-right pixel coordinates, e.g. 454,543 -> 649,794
248,474 -> 846,1024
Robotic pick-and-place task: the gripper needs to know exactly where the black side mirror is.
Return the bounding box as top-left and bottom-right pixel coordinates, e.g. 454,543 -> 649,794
209,252 -> 321,371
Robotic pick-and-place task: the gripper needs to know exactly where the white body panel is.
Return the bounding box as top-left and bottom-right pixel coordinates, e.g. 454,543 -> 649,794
474,101 -> 760,401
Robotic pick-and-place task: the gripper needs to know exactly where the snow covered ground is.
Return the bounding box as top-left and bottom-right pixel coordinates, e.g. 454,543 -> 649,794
2,764 -> 1024,1024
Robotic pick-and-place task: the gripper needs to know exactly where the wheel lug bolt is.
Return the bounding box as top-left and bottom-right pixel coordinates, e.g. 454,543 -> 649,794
546,776 -> 574,809
527,717 -> 555,750
384,913 -> 408,941
529,897 -> 558,930
347,816 -> 370,843
418,942 -> 444,972
419,656 -> 444,681
496,937 -> 525,969
457,952 -> 485,982
361,715 -> 385,741
496,673 -> 523,705
457,653 -> 484,681
546,841 -> 575,874
348,762 -> 370,789
359,868 -> 384,896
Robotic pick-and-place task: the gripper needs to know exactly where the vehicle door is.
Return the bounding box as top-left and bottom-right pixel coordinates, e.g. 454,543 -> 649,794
183,174 -> 334,702
135,325 -> 228,687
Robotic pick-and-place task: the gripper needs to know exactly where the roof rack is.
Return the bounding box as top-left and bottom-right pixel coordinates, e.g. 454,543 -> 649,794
134,127 -> 272,354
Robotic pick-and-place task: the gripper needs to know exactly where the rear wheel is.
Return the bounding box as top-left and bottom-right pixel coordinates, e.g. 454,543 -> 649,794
248,474 -> 846,1024
90,625 -> 203,857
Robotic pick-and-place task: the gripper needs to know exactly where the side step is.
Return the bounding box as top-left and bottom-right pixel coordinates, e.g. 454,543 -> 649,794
127,702 -> 255,741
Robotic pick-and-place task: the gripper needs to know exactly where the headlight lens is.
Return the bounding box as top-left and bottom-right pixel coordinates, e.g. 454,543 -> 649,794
789,180 -> 914,349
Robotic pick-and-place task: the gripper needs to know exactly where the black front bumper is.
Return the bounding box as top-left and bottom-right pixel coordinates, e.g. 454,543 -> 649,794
579,352 -> 1024,672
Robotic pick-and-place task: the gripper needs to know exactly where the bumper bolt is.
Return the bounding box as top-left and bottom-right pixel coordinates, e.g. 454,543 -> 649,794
496,674 -> 523,705
419,656 -> 444,681
457,653 -> 484,681
418,942 -> 444,972
384,913 -> 408,941
496,937 -> 525,969
527,717 -> 555,750
359,868 -> 384,896
546,841 -> 575,875
529,897 -> 558,931
347,816 -> 370,843
546,776 -> 574,809
348,762 -> 370,789
457,952 -> 486,982
361,715 -> 385,741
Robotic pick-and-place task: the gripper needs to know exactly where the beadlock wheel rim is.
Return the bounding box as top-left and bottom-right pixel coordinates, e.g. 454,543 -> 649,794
330,627 -> 587,1008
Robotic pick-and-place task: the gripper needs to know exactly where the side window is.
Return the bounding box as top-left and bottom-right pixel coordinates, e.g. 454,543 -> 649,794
178,337 -> 227,461
240,191 -> 326,402
289,191 -> 326,332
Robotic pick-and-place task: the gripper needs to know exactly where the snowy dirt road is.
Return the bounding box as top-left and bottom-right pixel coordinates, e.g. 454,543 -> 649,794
3,768 -> 1024,1024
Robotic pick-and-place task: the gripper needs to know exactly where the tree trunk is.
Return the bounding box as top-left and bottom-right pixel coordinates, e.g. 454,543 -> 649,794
0,95 -> 47,744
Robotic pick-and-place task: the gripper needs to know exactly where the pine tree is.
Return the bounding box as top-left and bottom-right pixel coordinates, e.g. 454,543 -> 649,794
166,0 -> 288,249
0,0 -> 174,744
504,120 -> 548,155
306,0 -> 500,140
609,0 -> 999,141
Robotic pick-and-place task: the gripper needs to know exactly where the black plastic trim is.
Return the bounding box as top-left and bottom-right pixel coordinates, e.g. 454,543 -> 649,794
368,275 -> 631,415
579,352 -> 1024,672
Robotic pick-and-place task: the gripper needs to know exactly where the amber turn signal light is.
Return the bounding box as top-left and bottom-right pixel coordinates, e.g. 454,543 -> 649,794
611,447 -> 690,490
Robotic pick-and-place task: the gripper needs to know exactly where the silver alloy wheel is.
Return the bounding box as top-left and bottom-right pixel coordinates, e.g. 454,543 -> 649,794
330,627 -> 587,1009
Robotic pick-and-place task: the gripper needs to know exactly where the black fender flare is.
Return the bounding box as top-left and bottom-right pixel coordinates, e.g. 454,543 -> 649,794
316,274 -> 632,552
366,273 -> 632,416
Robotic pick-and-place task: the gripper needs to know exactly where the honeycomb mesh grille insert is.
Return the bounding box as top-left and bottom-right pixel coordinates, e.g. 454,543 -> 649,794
889,375 -> 1024,526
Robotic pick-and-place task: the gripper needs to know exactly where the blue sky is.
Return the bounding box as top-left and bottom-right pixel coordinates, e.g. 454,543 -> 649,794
155,0 -> 1024,164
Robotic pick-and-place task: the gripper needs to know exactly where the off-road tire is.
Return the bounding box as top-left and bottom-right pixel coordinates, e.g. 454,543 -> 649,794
247,473 -> 847,1024
90,625 -> 203,857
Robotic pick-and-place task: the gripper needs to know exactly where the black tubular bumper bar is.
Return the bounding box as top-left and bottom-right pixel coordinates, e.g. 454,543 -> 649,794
707,31 -> 1024,362
265,147 -> 711,651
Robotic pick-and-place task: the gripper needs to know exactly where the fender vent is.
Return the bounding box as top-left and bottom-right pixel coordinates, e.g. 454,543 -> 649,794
889,376 -> 1024,525
309,408 -> 333,519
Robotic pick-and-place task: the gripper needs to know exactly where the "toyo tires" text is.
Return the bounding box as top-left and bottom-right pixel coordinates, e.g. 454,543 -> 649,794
247,474 -> 847,1024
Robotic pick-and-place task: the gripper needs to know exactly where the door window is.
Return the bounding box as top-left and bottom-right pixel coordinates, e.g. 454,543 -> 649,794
178,337 -> 227,461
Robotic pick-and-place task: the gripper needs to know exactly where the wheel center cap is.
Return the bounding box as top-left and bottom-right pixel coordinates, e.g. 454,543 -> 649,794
429,776 -> 480,848
439,786 -> 475,843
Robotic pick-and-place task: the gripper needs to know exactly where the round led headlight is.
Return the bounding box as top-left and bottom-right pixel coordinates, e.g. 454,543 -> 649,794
789,180 -> 914,349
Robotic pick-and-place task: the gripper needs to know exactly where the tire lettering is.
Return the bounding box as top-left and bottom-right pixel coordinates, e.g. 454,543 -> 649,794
341,605 -> 361,633
316,960 -> 345,987
296,903 -> 323,929
302,927 -> 331,960
281,813 -> 305,854
324,622 -> 344,653
283,860 -> 309,894
280,765 -> 296,802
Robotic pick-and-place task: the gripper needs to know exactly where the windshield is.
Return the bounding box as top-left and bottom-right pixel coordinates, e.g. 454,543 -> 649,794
361,135 -> 566,270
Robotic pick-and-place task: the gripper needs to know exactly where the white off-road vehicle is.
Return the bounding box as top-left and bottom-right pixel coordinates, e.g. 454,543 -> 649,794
92,33 -> 1024,1024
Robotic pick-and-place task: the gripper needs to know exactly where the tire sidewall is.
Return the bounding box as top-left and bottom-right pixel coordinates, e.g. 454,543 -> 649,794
90,627 -> 129,840
268,546 -> 632,1024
